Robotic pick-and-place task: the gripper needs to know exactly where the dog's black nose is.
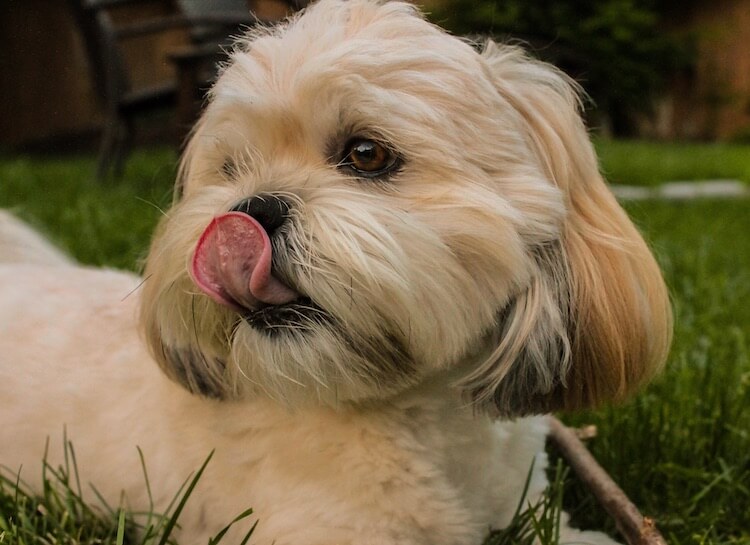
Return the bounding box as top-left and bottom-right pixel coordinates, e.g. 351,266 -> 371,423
230,194 -> 291,236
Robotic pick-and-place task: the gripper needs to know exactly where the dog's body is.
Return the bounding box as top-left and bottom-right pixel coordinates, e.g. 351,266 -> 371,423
0,1 -> 671,544
0,257 -> 547,544
0,252 -> 550,543
0,243 -> 550,543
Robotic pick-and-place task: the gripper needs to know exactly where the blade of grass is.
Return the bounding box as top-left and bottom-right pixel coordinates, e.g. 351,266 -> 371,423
155,450 -> 214,545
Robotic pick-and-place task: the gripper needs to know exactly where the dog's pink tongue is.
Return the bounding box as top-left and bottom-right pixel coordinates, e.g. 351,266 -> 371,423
191,212 -> 299,309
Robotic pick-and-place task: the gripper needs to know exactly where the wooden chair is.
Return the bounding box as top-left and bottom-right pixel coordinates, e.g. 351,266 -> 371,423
67,0 -> 303,180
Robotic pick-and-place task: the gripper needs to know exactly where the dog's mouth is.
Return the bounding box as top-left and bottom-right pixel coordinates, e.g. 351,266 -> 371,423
241,296 -> 332,333
190,212 -> 331,332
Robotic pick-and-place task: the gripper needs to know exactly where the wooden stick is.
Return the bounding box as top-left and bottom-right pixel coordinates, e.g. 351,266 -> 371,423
547,416 -> 667,545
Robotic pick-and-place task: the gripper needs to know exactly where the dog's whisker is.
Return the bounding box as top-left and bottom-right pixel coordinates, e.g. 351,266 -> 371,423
121,274 -> 152,301
134,197 -> 171,219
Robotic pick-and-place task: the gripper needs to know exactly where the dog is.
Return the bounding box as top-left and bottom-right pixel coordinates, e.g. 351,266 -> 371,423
0,1 -> 672,543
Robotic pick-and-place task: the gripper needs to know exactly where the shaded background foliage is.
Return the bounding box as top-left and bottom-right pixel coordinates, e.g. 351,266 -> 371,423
429,0 -> 693,135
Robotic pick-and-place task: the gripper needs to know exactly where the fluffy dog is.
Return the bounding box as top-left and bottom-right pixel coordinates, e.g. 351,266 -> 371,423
0,1 -> 672,543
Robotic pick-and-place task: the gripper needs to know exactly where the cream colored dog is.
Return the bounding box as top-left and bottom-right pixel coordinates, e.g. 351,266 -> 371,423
0,1 -> 672,543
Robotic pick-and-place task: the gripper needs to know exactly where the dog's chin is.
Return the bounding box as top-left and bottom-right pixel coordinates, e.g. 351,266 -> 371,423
226,302 -> 421,406
237,242 -> 336,336
240,297 -> 332,335
177,264 -> 424,405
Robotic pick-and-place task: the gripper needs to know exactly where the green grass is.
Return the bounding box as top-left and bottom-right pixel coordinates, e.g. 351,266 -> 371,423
0,440 -> 256,545
594,139 -> 750,187
1,143 -> 749,544
564,199 -> 750,544
483,461 -> 570,545
0,150 -> 176,270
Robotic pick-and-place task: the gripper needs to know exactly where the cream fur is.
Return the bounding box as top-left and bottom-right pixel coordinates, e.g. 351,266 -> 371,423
0,1 -> 671,543
0,211 -> 71,266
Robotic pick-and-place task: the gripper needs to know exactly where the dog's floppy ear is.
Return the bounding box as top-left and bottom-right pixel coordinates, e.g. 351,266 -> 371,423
462,42 -> 672,417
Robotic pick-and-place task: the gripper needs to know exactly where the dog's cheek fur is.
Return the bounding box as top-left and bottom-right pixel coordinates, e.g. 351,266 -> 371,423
459,43 -> 673,416
139,183 -> 468,405
296,191 -> 511,363
140,189 -> 242,399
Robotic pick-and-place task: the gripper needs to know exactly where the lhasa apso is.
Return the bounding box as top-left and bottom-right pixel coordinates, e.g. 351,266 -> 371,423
0,1 -> 672,543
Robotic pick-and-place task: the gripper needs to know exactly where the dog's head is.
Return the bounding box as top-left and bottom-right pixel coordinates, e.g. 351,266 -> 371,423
140,0 -> 672,416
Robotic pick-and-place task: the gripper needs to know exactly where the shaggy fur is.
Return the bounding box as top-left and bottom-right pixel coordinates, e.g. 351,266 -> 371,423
0,1 -> 671,544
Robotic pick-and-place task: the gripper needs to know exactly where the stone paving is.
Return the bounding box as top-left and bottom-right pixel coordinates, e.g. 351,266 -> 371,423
610,179 -> 749,201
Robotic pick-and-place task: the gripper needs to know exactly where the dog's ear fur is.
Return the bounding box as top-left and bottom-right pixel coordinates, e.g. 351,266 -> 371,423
463,42 -> 672,417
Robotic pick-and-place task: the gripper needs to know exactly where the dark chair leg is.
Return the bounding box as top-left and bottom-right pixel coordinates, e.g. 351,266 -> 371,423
96,115 -> 120,181
112,118 -> 134,179
97,113 -> 133,181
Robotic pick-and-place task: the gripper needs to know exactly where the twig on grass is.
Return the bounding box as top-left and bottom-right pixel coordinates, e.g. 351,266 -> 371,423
547,416 -> 667,545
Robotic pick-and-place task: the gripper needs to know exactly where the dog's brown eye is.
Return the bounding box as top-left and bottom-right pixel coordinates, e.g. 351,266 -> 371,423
341,139 -> 398,177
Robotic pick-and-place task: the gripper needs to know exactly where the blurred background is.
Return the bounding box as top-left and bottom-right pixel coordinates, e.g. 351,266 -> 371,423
0,0 -> 300,161
1,0 -> 749,155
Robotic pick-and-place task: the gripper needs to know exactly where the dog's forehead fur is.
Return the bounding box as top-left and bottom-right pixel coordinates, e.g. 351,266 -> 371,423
224,0 -> 486,100
201,0 -> 506,168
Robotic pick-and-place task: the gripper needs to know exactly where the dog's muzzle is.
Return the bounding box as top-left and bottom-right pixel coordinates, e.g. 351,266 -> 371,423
189,194 -> 331,333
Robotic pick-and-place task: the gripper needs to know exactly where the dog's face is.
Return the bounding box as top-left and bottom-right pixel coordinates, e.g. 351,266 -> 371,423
141,0 -> 672,415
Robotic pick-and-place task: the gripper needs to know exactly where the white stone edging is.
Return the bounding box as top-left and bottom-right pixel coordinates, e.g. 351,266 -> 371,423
610,180 -> 749,201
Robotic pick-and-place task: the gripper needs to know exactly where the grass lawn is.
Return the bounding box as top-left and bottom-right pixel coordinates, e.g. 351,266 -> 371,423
0,150 -> 177,270
567,198 -> 750,544
1,141 -> 749,544
594,139 -> 750,187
